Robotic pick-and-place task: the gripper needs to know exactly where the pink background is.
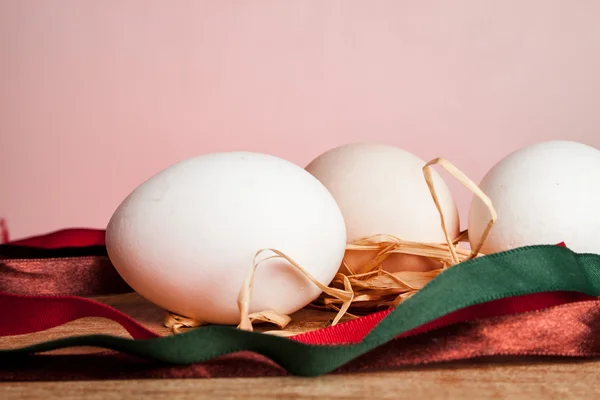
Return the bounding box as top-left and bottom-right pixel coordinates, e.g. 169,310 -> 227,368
1,1 -> 600,240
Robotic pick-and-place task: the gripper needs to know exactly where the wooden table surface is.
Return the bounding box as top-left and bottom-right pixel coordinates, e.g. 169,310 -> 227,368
1,293 -> 599,399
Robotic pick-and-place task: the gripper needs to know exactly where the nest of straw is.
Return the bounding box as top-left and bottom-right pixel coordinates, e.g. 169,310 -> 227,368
165,157 -> 497,335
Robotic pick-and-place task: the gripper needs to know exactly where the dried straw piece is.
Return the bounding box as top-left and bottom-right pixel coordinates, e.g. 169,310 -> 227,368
260,330 -> 299,337
246,310 -> 292,329
237,249 -> 354,332
318,270 -> 442,310
345,235 -> 474,270
164,309 -> 291,334
164,312 -> 205,334
423,157 -> 497,260
349,270 -> 440,291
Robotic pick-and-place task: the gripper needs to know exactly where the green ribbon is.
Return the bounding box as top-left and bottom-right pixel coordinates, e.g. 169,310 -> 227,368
2,245 -> 600,376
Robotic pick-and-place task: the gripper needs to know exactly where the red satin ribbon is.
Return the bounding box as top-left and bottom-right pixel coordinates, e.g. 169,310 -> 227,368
2,299 -> 600,381
0,255 -> 131,297
0,230 -> 596,382
7,228 -> 106,249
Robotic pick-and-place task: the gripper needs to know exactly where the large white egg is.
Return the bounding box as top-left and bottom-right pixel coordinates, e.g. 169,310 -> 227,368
305,143 -> 460,273
106,152 -> 347,325
469,140 -> 600,254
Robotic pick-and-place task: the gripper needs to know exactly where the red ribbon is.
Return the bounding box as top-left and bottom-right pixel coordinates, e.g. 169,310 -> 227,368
7,228 -> 106,249
0,229 -> 596,381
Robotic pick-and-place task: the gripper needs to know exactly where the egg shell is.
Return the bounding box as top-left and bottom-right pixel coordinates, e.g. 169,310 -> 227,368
305,143 -> 460,273
106,152 -> 347,325
469,140 -> 600,254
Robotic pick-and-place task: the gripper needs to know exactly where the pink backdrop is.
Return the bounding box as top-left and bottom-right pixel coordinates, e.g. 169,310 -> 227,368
1,1 -> 600,240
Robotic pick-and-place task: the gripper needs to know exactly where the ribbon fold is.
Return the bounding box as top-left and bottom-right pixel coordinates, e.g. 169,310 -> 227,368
1,244 -> 600,377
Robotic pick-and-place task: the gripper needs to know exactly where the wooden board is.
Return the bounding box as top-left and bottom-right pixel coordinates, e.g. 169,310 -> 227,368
1,293 -> 599,399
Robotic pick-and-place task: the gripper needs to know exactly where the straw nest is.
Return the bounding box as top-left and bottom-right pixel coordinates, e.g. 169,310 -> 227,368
165,157 -> 497,335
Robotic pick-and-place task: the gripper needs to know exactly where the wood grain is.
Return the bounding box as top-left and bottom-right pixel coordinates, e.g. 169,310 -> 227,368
2,361 -> 600,400
1,293 -> 599,399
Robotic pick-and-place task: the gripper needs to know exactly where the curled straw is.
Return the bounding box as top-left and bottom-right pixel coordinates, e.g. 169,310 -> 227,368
422,158 -> 497,262
237,249 -> 354,332
165,157 -> 497,335
164,312 -> 203,334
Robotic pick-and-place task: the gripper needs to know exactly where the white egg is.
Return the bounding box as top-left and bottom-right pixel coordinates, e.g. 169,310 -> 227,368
105,152 -> 347,325
305,143 -> 460,273
469,140 -> 600,254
